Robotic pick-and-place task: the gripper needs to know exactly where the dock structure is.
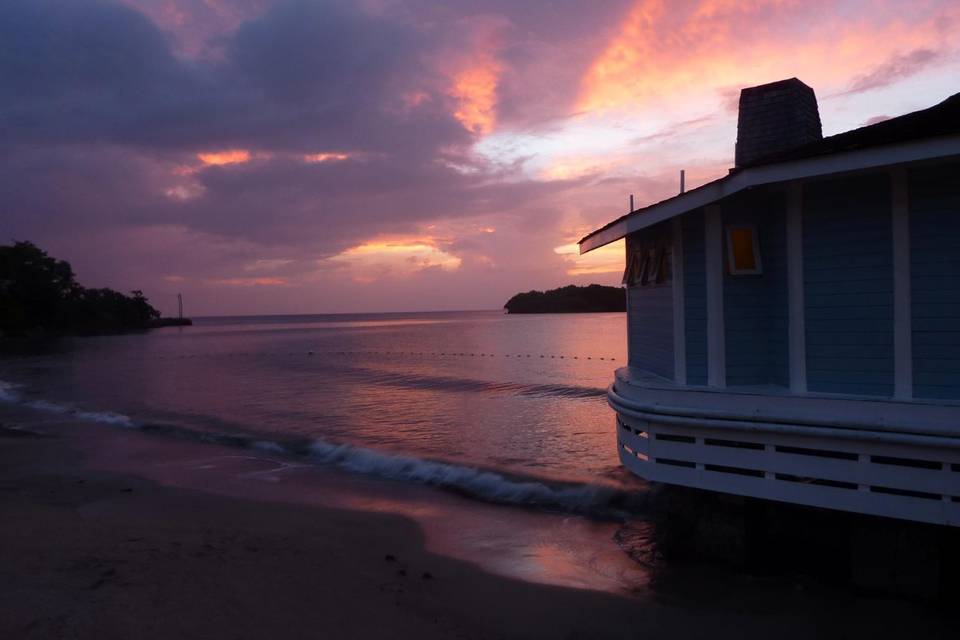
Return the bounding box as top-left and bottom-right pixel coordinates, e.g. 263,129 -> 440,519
580,79 -> 960,526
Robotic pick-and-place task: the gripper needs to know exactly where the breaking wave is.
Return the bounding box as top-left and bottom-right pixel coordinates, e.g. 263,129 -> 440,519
306,438 -> 646,517
0,378 -> 645,518
0,380 -> 19,403
1,380 -> 135,427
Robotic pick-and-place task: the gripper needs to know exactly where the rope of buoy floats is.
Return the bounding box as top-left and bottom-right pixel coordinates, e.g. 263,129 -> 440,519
157,351 -> 616,361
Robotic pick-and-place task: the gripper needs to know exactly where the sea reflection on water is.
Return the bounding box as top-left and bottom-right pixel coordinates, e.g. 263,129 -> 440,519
1,311 -> 651,592
0,311 -> 629,487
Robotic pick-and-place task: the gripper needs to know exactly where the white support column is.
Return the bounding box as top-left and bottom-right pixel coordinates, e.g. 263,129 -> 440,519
672,217 -> 687,385
891,167 -> 913,400
786,182 -> 807,393
705,205 -> 726,388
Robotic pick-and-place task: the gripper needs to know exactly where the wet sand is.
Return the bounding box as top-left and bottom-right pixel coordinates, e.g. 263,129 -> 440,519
0,416 -> 954,639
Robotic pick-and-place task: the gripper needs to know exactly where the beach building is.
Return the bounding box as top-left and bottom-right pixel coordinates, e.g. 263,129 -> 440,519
579,78 -> 960,526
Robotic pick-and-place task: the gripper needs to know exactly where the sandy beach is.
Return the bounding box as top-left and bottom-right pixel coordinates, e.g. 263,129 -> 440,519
1,407 -> 955,640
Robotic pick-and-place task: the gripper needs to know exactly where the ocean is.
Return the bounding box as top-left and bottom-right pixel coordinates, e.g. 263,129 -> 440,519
0,311 -> 655,592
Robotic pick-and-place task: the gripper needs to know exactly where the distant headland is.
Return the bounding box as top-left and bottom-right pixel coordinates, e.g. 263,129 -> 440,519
0,241 -> 190,338
503,284 -> 626,314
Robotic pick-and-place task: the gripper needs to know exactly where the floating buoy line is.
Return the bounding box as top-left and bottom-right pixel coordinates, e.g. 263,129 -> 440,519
153,351 -> 618,362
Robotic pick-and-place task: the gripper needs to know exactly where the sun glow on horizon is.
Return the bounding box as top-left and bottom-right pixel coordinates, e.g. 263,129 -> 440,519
327,237 -> 462,283
554,240 -> 624,276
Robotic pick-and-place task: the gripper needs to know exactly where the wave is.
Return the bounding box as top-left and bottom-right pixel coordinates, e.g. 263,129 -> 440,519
0,378 -> 645,518
1,380 -> 135,427
306,439 -> 646,517
0,380 -> 19,403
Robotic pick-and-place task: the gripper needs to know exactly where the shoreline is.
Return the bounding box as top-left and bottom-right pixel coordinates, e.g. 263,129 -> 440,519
0,409 -> 955,638
0,416 -> 645,639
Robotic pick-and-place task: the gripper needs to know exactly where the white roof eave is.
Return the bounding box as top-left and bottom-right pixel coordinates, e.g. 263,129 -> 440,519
579,134 -> 960,254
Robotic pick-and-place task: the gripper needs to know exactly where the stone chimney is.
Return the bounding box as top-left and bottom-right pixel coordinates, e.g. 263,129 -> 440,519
735,78 -> 822,167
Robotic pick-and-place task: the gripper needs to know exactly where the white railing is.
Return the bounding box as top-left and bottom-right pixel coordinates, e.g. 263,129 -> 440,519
610,381 -> 960,527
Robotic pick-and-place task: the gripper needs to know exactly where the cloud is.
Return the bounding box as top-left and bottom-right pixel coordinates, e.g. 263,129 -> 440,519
198,150 -> 252,166
839,48 -> 943,96
576,0 -> 956,114
207,277 -> 290,287
2,0 -> 959,315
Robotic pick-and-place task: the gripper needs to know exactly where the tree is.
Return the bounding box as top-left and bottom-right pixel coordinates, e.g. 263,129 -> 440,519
0,241 -> 161,336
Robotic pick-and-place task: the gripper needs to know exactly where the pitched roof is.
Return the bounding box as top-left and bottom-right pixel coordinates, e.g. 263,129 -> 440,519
743,91 -> 960,167
579,91 -> 960,249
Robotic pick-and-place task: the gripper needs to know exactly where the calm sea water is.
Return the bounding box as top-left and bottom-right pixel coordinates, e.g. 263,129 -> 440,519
3,311 -> 952,620
0,311 -> 639,514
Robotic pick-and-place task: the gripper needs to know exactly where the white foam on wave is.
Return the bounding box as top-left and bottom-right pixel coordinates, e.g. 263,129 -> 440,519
0,379 -> 21,403
73,410 -> 135,427
252,440 -> 287,453
0,379 -> 642,516
308,438 -> 631,515
0,380 -> 135,428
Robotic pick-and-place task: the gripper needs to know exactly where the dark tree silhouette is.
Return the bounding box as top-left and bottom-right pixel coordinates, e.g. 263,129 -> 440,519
0,241 -> 160,336
503,284 -> 626,314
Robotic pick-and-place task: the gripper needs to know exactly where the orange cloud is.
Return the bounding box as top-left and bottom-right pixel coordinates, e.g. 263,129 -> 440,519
197,149 -> 251,166
542,156 -> 609,181
451,59 -> 501,136
303,152 -> 350,163
209,277 -> 289,287
554,240 -> 625,276
577,0 -> 955,114
327,237 -> 462,282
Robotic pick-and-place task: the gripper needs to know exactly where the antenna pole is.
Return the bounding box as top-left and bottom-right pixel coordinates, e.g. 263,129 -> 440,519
680,170 -> 686,194
178,293 -> 183,320
629,194 -> 634,212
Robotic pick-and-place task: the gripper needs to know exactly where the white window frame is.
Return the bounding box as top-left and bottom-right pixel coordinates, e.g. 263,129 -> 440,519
622,252 -> 639,286
655,245 -> 671,284
725,225 -> 763,275
640,248 -> 656,286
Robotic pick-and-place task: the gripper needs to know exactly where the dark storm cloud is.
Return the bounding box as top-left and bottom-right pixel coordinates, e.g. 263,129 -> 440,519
0,0 -> 469,156
163,152 -> 588,249
0,0 -> 624,284
0,0 -> 515,252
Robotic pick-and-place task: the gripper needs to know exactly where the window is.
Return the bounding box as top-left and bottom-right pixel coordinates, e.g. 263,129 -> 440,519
624,245 -> 671,287
726,226 -> 762,275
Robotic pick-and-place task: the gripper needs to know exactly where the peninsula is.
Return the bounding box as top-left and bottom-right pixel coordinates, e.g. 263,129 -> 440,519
0,241 -> 189,337
504,284 -> 625,314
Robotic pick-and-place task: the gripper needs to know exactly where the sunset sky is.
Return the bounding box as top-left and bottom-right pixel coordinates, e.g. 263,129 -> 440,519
3,0 -> 959,315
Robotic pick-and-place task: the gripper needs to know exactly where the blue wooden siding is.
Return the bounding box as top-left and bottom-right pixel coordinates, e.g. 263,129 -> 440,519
803,173 -> 894,397
626,224 -> 674,380
910,162 -> 960,400
682,210 -> 708,385
722,188 -> 789,386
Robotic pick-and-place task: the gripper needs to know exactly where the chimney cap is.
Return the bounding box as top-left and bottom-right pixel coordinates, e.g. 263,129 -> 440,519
739,76 -> 812,94
735,77 -> 822,167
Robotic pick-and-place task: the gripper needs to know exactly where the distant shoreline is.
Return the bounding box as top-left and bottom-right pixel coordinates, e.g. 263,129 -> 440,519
504,284 -> 626,314
149,317 -> 193,328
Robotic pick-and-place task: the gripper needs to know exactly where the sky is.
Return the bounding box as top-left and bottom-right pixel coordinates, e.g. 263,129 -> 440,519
2,0 -> 958,316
